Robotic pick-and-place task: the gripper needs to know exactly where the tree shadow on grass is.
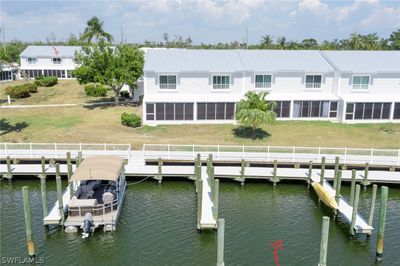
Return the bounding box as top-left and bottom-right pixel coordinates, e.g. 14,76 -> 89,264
232,126 -> 271,140
0,119 -> 29,136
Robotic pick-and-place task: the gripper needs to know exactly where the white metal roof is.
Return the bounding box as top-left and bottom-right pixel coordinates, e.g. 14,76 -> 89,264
20,46 -> 81,58
144,49 -> 335,73
322,51 -> 400,73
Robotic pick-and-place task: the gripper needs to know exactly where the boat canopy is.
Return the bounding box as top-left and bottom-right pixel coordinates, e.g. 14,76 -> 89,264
69,156 -> 124,182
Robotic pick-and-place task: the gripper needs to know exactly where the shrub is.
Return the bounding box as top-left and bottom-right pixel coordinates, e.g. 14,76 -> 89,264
84,84 -> 107,97
121,112 -> 141,128
34,76 -> 58,87
20,83 -> 38,93
120,91 -> 130,98
4,85 -> 31,99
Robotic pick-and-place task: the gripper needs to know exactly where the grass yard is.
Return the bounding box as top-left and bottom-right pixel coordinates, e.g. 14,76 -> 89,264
0,79 -> 115,105
1,105 -> 399,149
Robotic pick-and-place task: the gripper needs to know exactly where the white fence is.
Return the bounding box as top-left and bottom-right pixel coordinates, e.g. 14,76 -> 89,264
0,143 -> 132,163
143,144 -> 400,166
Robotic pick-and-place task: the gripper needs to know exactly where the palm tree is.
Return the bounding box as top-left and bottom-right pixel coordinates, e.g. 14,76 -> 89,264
276,36 -> 286,49
349,32 -> 364,50
80,16 -> 113,44
260,35 -> 274,49
235,91 -> 276,140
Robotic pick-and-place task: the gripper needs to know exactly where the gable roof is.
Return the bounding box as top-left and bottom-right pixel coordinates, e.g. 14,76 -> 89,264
20,46 -> 81,58
144,49 -> 336,73
322,51 -> 400,73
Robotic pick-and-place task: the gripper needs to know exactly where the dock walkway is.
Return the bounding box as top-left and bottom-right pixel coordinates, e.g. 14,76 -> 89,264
310,175 -> 373,234
200,168 -> 217,229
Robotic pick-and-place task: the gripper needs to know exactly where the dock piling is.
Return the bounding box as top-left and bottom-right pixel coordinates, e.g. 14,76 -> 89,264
319,216 -> 330,266
333,156 -> 339,192
350,184 -> 361,237
40,175 -> 48,220
307,161 -> 313,188
271,160 -> 279,187
56,163 -> 65,226
197,180 -> 203,231
40,156 -> 46,177
350,169 -> 356,207
376,186 -> 389,263
4,156 -> 13,180
217,218 -> 225,266
240,159 -> 245,185
213,179 -> 219,221
335,170 -> 342,204
22,186 -> 35,258
157,158 -> 163,183
319,157 -> 325,186
363,163 -> 370,189
367,184 -> 378,239
66,152 -> 71,165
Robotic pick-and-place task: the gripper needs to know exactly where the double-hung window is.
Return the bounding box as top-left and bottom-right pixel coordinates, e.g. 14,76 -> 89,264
255,75 -> 272,88
27,57 -> 37,64
352,76 -> 369,90
52,58 -> 62,64
213,75 -> 230,89
159,75 -> 177,89
305,75 -> 322,88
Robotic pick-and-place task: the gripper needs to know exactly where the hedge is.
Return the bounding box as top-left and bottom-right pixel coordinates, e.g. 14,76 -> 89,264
84,84 -> 107,97
121,112 -> 141,128
34,76 -> 58,87
4,83 -> 38,99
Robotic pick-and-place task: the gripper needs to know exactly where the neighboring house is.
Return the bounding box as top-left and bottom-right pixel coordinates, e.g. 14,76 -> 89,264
143,49 -> 400,125
20,46 -> 81,79
0,63 -> 18,82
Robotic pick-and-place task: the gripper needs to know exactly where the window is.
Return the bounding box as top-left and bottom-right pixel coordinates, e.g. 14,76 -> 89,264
27,58 -> 37,64
159,75 -> 176,89
255,75 -> 272,88
273,101 -> 290,118
394,103 -> 400,119
0,70 -> 12,81
146,103 -> 194,121
305,75 -> 322,88
52,58 -> 62,64
43,69 -> 64,78
22,69 -> 42,78
213,76 -> 230,89
197,102 -> 235,120
352,76 -> 369,90
329,102 -> 338,118
67,70 -> 76,78
346,102 -> 392,120
293,101 -> 329,118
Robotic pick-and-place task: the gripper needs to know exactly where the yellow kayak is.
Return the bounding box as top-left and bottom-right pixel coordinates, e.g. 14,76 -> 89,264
311,182 -> 339,210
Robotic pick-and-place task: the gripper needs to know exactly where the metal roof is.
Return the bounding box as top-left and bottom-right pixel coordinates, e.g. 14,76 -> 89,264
322,51 -> 400,73
20,46 -> 81,58
144,49 -> 336,73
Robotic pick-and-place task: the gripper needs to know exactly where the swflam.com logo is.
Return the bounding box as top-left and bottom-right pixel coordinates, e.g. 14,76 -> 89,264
271,240 -> 283,266
1,257 -> 45,264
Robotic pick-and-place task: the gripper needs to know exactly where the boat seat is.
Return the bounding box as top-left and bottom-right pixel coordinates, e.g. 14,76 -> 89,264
76,185 -> 95,199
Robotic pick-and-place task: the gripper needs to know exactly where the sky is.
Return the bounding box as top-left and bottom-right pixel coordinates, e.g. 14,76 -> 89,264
1,0 -> 399,44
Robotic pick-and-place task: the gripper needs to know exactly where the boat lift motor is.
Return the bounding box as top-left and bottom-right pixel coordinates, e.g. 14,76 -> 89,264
81,212 -> 94,239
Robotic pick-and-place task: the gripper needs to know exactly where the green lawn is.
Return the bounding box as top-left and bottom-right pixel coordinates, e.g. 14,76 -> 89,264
1,105 -> 399,149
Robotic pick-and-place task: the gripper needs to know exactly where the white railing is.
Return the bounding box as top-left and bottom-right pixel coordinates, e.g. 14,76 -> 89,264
143,144 -> 400,166
305,82 -> 321,88
0,142 -> 132,164
213,84 -> 229,89
159,84 -> 176,89
352,84 -> 369,90
255,82 -> 271,89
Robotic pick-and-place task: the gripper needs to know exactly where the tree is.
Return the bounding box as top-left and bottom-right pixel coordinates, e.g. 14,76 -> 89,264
235,91 -> 276,140
260,35 -> 274,49
389,28 -> 400,50
74,40 -> 144,103
80,16 -> 113,44
349,32 -> 364,50
301,38 -> 318,49
276,36 -> 286,49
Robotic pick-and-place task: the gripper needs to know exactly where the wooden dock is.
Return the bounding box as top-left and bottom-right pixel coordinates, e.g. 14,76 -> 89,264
310,175 -> 373,234
199,168 -> 217,229
43,186 -> 71,225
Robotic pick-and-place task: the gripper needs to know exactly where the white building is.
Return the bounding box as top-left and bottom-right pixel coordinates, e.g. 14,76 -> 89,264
0,63 -> 18,82
20,46 -> 81,79
143,49 -> 400,125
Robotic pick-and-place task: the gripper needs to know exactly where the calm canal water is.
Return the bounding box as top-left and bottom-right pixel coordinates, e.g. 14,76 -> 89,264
1,178 -> 399,265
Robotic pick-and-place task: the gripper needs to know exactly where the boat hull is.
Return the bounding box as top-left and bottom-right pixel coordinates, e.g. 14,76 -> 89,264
311,182 -> 339,210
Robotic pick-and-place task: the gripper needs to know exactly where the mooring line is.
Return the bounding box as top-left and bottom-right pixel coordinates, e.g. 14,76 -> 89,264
126,176 -> 152,186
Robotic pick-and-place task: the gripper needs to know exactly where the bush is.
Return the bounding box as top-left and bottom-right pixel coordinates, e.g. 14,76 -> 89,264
120,91 -> 130,98
121,112 -> 141,128
20,83 -> 38,93
4,85 -> 31,99
34,76 -> 58,87
84,84 -> 107,97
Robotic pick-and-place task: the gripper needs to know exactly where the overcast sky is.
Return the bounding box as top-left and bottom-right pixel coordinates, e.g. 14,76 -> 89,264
1,0 -> 399,44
